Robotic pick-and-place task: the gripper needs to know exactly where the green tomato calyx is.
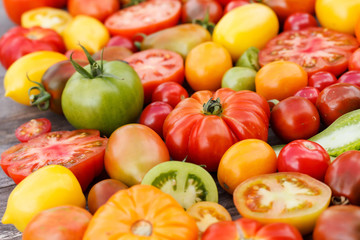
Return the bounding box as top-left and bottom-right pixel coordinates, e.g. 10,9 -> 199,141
203,98 -> 222,116
193,9 -> 215,35
28,75 -> 51,111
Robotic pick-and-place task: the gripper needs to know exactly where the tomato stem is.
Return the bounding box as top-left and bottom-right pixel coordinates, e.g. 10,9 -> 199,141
203,98 -> 223,116
28,75 -> 51,111
193,8 -> 215,35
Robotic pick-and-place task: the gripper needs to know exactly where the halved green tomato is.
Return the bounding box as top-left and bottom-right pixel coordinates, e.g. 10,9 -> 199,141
233,172 -> 331,235
141,161 -> 218,209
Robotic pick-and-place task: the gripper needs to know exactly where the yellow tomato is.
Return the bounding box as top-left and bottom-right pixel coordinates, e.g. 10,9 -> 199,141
4,51 -> 67,105
213,3 -> 279,61
316,0 -> 360,35
2,165 -> 86,232
185,41 -> 232,91
63,15 -> 110,54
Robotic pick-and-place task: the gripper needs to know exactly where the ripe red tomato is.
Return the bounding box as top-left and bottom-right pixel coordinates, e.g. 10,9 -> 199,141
68,0 -> 120,22
324,150 -> 360,205
92,46 -> 133,61
182,0 -> 223,24
0,129 -> 108,191
283,12 -> 318,31
338,70 -> 360,87
125,49 -> 184,104
349,48 -> 360,70
15,118 -> 52,143
259,27 -> 359,76
308,71 -> 338,92
223,0 -> 250,14
65,49 -> 87,61
294,86 -> 320,105
151,82 -> 189,108
270,96 -> 320,142
277,140 -> 330,181
106,36 -> 137,52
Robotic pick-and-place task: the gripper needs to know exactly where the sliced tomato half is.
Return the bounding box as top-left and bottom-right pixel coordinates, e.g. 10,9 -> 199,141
15,118 -> 52,142
1,129 -> 108,191
259,27 -> 359,76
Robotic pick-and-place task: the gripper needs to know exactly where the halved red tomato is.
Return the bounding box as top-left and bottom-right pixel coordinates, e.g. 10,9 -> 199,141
15,118 -> 52,142
0,129 -> 108,191
259,27 -> 359,76
233,172 -> 331,235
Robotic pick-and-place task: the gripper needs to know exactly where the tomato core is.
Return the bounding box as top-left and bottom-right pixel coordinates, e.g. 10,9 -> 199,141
131,220 -> 153,236
202,98 -> 223,116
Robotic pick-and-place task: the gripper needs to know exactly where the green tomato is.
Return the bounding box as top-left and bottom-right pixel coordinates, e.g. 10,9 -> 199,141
221,67 -> 257,91
235,46 -> 260,71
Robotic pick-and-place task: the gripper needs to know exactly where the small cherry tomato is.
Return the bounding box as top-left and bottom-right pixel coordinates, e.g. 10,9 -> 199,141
151,82 -> 189,108
182,0 -> 223,24
294,86 -> 320,105
349,48 -> 360,70
308,71 -> 338,92
277,140 -> 330,181
283,12 -> 318,31
223,0 -> 249,14
106,35 -> 137,52
15,118 -> 52,143
338,70 -> 360,87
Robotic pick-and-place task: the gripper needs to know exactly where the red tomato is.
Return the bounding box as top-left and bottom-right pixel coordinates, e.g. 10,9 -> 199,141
215,0 -> 234,6
277,140 -> 330,181
68,0 -> 120,22
283,12 -> 318,31
270,96 -> 320,142
92,46 -> 133,61
338,70 -> 360,87
0,129 -> 108,191
151,82 -> 189,108
349,48 -> 360,70
15,118 -> 52,143
106,35 -> 137,52
182,0 -> 223,24
259,28 -> 359,77
324,150 -> 360,205
294,86 -> 320,105
139,101 -> 173,138
0,26 -> 65,69
163,88 -> 270,172
125,49 -> 184,104
104,0 -> 181,39
223,0 -> 250,14
65,49 -> 88,61
316,83 -> 360,126
308,71 -> 338,92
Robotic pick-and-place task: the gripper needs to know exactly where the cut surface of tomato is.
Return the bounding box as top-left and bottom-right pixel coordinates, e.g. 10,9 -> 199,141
15,118 -> 52,142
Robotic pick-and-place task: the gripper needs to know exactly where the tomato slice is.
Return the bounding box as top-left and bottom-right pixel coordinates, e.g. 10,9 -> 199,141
1,129 -> 108,191
259,27 -> 359,76
233,172 -> 331,235
15,118 -> 52,143
125,49 -> 184,104
104,0 -> 181,39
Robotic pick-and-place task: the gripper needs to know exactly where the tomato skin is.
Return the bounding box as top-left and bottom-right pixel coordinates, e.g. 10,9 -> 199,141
65,49 -> 87,61
151,82 -> 189,108
308,71 -> 338,92
223,1 -> 250,14
106,35 -> 137,52
316,83 -> 360,126
182,0 -> 223,24
283,12 -> 318,31
270,96 -> 320,142
349,48 -> 360,71
92,46 -> 132,61
15,118 -> 52,143
68,0 -> 120,22
294,86 -> 320,105
338,70 -> 360,88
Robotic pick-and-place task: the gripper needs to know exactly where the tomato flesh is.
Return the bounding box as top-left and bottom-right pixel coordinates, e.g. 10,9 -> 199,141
15,118 -> 52,142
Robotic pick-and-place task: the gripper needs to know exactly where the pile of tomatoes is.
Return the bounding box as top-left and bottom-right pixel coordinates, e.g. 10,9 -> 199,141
1,0 -> 360,239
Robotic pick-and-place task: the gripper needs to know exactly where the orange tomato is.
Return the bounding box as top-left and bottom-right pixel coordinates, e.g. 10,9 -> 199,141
217,139 -> 277,194
83,184 -> 199,240
255,61 -> 308,101
185,41 -> 233,91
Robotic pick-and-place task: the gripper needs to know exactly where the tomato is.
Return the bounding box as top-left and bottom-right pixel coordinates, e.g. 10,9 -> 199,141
3,0 -> 67,25
316,83 -> 360,126
313,205 -> 360,240
106,35 -> 137,52
0,26 -> 65,69
259,27 -> 359,77
221,67 -> 257,92
141,161 -> 218,209
202,218 -> 303,240
125,49 -> 184,104
233,172 -> 331,235
23,206 -> 92,240
104,124 -> 169,186
349,48 -> 360,71
356,18 -> 360,43
283,12 -> 318,31
105,0 -> 181,39
21,7 -> 72,35
151,82 -> 189,108
1,129 -> 107,191
213,3 -> 279,61
62,49 -> 144,136
87,179 -> 128,214
15,118 -> 52,143
270,96 -> 320,142
218,139 -> 277,194
308,71 -> 338,92
185,41 -> 232,91
68,0 -> 120,22
255,61 -> 308,101
324,150 -> 360,205
338,70 -> 360,87
65,49 -> 87,61
83,185 -> 198,240
223,1 -> 250,15
235,46 -> 260,71
294,86 -> 320,105
92,46 -> 133,61
163,88 -> 270,172
182,0 -> 223,25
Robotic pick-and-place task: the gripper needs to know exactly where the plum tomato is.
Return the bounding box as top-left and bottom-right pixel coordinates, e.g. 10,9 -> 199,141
106,35 -> 137,52
283,12 -> 318,31
270,96 -> 320,142
233,172 -> 332,235
277,140 -> 330,181
308,71 -> 338,92
15,118 -> 51,142
223,0 -> 249,15
349,48 -> 360,70
294,86 -> 320,105
259,27 -> 359,76
181,0 -> 223,24
151,82 -> 189,108
338,70 -> 360,87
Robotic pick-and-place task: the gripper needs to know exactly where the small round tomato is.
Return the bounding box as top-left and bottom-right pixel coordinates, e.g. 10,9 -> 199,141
349,48 -> 360,70
68,0 -> 120,22
92,46 -> 132,61
151,82 -> 189,108
106,35 -> 137,52
270,96 -> 320,142
217,139 -> 277,194
308,71 -> 338,92
283,12 -> 318,31
65,49 -> 87,61
255,61 -> 308,101
15,118 -> 52,143
221,67 -> 257,92
277,140 -> 330,181
233,172 -> 332,235
139,101 -> 173,138
223,0 -> 249,15
182,0 -> 223,24
338,70 -> 360,87
294,86 -> 320,105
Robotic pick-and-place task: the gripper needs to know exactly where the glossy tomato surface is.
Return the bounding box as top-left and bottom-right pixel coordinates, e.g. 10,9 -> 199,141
338,70 -> 360,87
308,71 -> 338,92
151,82 -> 189,108
294,86 -> 320,105
68,0 -> 119,22
349,48 -> 360,70
283,12 -> 318,31
15,118 -> 52,142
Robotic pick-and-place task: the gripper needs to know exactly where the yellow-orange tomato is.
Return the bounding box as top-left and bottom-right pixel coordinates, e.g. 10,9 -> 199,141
185,41 -> 232,91
255,61 -> 308,101
217,139 -> 277,194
